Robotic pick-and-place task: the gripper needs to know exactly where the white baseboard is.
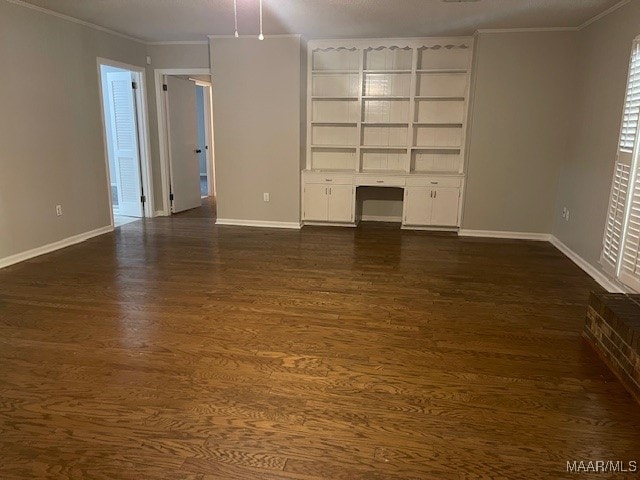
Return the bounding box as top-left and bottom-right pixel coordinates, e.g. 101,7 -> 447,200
303,221 -> 357,228
403,225 -> 459,232
360,215 -> 402,222
215,218 -> 302,229
459,229 -> 551,241
0,225 -> 114,269
154,210 -> 169,217
549,236 -> 623,293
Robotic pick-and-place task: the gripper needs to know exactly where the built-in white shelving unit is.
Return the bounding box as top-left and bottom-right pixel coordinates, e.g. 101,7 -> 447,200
303,37 -> 474,229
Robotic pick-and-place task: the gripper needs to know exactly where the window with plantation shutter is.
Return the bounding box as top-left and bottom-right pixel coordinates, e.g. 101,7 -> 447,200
602,161 -> 630,269
602,37 -> 640,290
620,43 -> 640,152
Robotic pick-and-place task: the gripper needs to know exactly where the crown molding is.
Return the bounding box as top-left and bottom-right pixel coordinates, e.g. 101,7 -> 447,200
577,0 -> 631,30
476,27 -> 578,34
3,0 -> 146,44
208,34 -> 302,39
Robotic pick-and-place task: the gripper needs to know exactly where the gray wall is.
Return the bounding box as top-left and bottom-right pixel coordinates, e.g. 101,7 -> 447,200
553,2 -> 640,273
462,31 -> 578,233
0,1 -> 146,260
210,36 -> 301,224
144,43 -> 211,212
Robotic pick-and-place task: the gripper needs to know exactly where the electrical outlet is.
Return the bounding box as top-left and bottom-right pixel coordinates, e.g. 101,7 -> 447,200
263,193 -> 270,202
56,205 -> 63,216
561,207 -> 567,219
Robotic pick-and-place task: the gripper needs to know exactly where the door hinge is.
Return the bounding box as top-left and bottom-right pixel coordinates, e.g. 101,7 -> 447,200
140,195 -> 146,203
169,193 -> 174,202
132,81 -> 138,90
163,84 -> 168,91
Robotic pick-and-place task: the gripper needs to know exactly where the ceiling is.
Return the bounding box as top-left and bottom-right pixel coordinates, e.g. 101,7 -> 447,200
20,0 -> 623,42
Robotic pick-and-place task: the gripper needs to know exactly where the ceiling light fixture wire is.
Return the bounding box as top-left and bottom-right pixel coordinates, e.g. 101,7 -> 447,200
233,0 -> 239,37
258,0 -> 264,40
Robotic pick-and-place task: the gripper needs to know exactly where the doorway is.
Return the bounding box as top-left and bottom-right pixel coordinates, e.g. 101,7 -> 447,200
155,69 -> 216,216
98,59 -> 153,227
195,81 -> 215,199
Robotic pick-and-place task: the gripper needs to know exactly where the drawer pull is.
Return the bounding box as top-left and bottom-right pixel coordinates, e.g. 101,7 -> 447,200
376,180 -> 384,183
325,179 -> 333,182
430,181 -> 439,185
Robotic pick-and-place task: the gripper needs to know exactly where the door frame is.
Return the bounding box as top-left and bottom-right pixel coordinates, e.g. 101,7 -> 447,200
154,68 -> 214,215
97,57 -> 154,224
192,78 -> 216,198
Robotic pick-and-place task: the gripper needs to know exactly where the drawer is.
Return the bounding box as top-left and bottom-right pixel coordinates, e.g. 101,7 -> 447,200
355,175 -> 406,187
304,172 -> 354,185
405,176 -> 462,188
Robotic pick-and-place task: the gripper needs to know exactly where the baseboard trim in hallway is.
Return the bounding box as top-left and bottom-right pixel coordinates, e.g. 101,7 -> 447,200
0,225 -> 113,270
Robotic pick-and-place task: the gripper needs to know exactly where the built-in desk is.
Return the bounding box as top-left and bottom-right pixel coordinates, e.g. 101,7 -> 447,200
301,170 -> 465,229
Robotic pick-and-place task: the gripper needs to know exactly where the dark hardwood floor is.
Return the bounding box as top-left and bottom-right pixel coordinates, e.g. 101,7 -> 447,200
1,203 -> 640,479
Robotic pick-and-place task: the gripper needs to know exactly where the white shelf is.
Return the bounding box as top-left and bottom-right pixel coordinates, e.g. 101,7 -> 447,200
415,96 -> 465,101
311,145 -> 357,149
312,70 -> 359,74
413,123 -> 463,127
362,122 -> 409,126
307,41 -> 472,175
363,70 -> 412,74
361,145 -> 408,150
362,96 -> 410,100
417,69 -> 467,74
312,121 -> 358,125
412,146 -> 461,150
312,96 -> 359,100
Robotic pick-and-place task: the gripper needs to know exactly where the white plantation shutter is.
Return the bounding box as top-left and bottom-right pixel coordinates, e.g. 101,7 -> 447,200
603,38 -> 640,289
602,160 -> 631,270
106,71 -> 143,218
620,164 -> 640,290
620,43 -> 640,152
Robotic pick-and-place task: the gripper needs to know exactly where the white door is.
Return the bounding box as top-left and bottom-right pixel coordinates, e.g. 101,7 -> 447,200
403,187 -> 432,225
106,71 -> 143,217
303,184 -> 328,221
327,185 -> 354,223
166,76 -> 201,213
431,187 -> 460,226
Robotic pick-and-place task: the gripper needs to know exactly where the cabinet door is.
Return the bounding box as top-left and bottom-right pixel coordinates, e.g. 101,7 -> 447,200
303,184 -> 328,221
403,187 -> 433,225
327,185 -> 354,223
431,187 -> 459,226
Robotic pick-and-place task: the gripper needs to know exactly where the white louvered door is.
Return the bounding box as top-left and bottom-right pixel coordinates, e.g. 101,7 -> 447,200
106,71 -> 143,218
603,40 -> 640,288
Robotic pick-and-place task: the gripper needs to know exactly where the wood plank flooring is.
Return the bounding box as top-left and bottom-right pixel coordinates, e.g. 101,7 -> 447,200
1,206 -> 640,479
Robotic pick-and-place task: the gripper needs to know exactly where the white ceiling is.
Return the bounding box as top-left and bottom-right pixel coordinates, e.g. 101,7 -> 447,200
19,0 -> 623,42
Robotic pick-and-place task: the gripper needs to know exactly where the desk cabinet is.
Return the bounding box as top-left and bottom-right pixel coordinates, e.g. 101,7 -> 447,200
303,183 -> 355,223
403,186 -> 459,227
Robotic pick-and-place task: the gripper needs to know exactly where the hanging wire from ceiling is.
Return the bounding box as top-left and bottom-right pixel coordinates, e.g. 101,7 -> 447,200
258,0 -> 264,40
233,0 -> 239,37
